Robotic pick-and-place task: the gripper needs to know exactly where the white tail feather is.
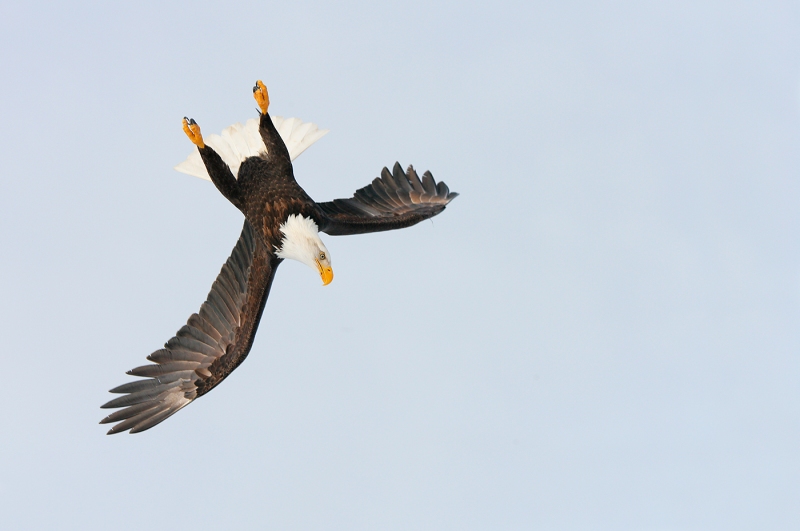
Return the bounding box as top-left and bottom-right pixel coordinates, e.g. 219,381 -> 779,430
174,116 -> 329,181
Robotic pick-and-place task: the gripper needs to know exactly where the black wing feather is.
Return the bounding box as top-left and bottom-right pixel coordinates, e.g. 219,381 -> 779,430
100,220 -> 280,434
316,162 -> 458,236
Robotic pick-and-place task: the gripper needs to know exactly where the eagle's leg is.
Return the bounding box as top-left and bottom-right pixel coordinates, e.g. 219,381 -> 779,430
182,117 -> 243,210
253,80 -> 292,167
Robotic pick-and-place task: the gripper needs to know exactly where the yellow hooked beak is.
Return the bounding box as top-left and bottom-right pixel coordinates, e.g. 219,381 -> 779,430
316,260 -> 334,286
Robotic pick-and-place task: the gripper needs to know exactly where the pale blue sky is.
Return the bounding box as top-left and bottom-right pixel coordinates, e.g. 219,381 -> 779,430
1,1 -> 798,530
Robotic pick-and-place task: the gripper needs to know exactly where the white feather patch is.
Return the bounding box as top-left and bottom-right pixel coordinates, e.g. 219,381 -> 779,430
275,214 -> 330,271
174,116 -> 329,181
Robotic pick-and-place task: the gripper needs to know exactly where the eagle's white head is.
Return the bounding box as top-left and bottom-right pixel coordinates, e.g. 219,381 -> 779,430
275,214 -> 334,285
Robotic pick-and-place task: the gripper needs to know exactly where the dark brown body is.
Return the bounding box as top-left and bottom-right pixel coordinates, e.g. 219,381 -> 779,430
199,113 -> 320,251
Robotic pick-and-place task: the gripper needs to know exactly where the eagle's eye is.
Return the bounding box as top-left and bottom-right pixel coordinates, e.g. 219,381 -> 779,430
319,252 -> 326,260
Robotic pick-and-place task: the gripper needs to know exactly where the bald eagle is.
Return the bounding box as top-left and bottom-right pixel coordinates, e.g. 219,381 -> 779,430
100,81 -> 457,434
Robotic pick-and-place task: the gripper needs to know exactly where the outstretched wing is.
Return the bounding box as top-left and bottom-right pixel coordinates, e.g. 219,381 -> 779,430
100,221 -> 280,434
316,162 -> 458,236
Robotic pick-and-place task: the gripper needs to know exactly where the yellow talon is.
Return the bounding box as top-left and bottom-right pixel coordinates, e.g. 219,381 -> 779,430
182,117 -> 205,149
253,80 -> 270,114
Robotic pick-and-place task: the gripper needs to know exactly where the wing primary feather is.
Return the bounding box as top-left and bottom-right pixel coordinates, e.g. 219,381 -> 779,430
406,165 -> 425,193
147,348 -> 208,364
164,336 -> 219,358
105,405 -> 164,434
229,250 -> 249,290
392,162 -> 413,192
127,362 -> 200,377
129,405 -> 183,434
101,382 -> 182,409
208,290 -> 237,328
108,379 -> 161,395
213,274 -> 240,318
99,402 -> 159,424
187,313 -> 222,344
360,181 -> 396,211
124,369 -> 198,384
343,198 -> 383,216
372,176 -> 403,208
176,325 -> 219,350
359,183 -> 393,206
421,171 -> 437,195
200,302 -> 232,339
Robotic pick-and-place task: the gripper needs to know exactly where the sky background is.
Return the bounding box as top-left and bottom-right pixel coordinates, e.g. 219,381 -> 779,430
0,1 -> 798,530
